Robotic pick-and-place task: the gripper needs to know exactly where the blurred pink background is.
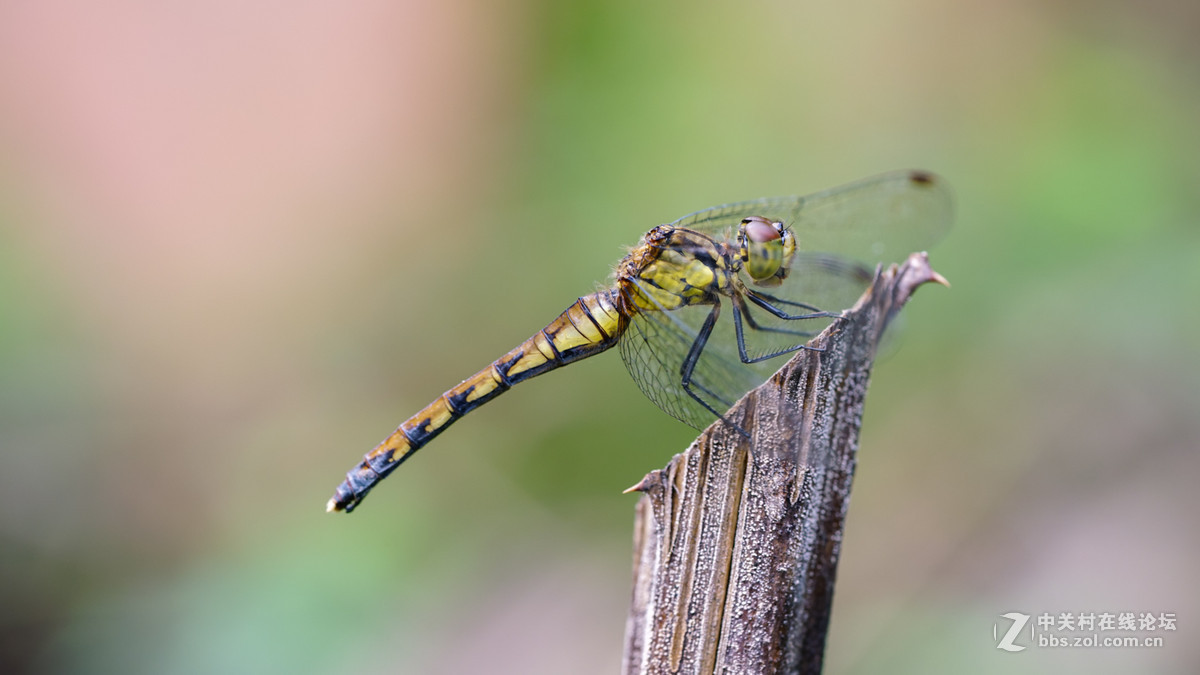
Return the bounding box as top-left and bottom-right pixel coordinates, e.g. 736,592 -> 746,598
0,1 -> 1197,673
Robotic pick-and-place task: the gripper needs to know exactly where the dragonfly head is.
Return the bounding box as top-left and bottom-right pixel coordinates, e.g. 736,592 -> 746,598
738,216 -> 795,287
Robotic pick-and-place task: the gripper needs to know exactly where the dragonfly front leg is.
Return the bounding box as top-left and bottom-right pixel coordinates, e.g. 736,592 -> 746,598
731,294 -> 827,364
745,289 -> 841,321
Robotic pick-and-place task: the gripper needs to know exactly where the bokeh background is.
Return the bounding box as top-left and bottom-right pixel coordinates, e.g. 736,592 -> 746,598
1,1 -> 1197,673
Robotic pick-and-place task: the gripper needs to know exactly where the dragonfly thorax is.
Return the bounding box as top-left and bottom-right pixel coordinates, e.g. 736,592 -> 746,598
618,225 -> 735,313
738,216 -> 795,287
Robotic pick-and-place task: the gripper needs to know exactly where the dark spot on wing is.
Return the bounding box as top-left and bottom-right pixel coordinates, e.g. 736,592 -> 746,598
909,170 -> 936,186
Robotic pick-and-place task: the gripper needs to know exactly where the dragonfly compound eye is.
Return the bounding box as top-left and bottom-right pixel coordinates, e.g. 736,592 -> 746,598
740,216 -> 786,282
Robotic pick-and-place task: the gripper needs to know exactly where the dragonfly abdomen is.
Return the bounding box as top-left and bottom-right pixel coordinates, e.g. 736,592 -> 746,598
328,290 -> 626,513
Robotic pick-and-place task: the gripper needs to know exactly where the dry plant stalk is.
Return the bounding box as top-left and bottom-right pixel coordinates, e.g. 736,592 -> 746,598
622,253 -> 947,675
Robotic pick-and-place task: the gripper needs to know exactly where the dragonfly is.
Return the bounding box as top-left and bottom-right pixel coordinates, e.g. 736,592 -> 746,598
328,169 -> 952,513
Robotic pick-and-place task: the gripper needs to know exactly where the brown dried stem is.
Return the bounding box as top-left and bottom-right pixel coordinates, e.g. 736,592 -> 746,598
622,253 -> 947,675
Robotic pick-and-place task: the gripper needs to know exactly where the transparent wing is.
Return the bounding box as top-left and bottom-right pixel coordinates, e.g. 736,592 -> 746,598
669,169 -> 950,359
670,169 -> 953,266
618,289 -> 760,431
619,170 -> 951,430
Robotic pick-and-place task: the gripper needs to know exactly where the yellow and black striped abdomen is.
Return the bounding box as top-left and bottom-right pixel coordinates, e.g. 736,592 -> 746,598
328,290 -> 625,512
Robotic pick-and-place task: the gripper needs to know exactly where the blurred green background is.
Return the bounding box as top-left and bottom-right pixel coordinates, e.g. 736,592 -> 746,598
1,1 -> 1197,673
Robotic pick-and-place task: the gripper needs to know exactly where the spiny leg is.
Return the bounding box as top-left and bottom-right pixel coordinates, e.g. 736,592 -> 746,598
690,379 -> 733,409
745,289 -> 841,321
739,296 -> 819,339
678,301 -> 750,438
731,294 -> 825,364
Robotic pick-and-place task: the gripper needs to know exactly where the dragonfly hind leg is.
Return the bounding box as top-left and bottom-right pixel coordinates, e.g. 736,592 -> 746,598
678,301 -> 752,439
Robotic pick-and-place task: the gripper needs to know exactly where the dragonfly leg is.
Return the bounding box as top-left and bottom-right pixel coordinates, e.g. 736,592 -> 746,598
745,289 -> 841,320
689,379 -> 733,409
738,297 -> 819,338
731,295 -> 825,364
678,301 -> 751,438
